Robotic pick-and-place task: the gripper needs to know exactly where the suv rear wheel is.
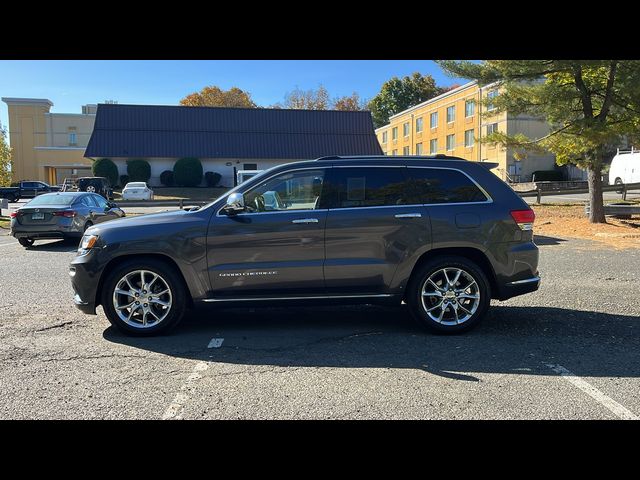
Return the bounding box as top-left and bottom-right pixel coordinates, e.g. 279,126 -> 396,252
18,237 -> 34,248
101,258 -> 187,336
407,256 -> 491,334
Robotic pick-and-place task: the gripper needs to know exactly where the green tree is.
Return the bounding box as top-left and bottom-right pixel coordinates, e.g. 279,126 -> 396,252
437,60 -> 640,223
0,124 -> 12,187
92,158 -> 118,187
368,73 -> 446,128
180,86 -> 256,108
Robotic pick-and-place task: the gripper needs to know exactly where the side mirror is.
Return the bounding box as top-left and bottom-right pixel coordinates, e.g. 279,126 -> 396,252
222,192 -> 245,215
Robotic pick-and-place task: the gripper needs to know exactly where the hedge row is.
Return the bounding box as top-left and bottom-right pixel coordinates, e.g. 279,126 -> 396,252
94,158 -> 224,187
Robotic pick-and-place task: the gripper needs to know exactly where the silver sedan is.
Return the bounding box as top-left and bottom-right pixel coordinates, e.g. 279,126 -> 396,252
10,192 -> 125,248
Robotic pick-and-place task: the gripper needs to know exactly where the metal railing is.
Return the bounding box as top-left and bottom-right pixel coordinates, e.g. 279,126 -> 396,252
516,182 -> 640,203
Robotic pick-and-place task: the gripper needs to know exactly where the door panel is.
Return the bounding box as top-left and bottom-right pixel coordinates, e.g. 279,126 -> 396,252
324,206 -> 431,294
207,167 -> 330,297
207,211 -> 327,296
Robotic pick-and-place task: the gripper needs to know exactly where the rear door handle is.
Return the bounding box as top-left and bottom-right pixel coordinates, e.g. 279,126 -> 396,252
292,218 -> 319,224
395,213 -> 422,218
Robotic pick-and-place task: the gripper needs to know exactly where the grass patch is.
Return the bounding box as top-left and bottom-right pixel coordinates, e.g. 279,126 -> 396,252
0,216 -> 10,229
113,187 -> 229,202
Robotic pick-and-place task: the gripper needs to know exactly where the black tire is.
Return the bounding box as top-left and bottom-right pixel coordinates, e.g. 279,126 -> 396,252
614,178 -> 623,194
18,237 -> 34,248
406,256 -> 491,334
7,194 -> 16,203
101,258 -> 187,336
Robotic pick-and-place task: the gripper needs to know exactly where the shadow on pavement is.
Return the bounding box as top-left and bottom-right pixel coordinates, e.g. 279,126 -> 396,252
534,235 -> 567,246
103,304 -> 640,379
26,238 -> 79,252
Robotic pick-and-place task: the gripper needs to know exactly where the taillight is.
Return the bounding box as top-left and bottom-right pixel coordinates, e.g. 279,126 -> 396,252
53,210 -> 77,218
9,211 -> 18,218
510,209 -> 535,231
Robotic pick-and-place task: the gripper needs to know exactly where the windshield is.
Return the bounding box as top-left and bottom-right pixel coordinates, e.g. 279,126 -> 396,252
25,194 -> 75,206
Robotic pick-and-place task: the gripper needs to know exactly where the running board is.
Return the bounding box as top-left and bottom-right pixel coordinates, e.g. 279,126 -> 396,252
202,294 -> 394,303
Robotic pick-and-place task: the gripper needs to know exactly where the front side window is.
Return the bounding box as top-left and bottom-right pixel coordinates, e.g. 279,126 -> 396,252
446,105 -> 456,123
92,194 -> 108,209
328,167 -> 407,209
243,169 -> 326,213
404,168 -> 488,204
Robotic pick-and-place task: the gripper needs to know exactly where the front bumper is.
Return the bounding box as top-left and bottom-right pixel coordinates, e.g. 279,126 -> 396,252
69,251 -> 104,315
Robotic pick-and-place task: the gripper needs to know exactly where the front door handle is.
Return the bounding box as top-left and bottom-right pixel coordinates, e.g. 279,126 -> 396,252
292,218 -> 319,224
395,213 -> 422,218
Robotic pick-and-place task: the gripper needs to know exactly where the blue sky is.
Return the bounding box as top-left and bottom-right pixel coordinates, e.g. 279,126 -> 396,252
0,60 -> 468,132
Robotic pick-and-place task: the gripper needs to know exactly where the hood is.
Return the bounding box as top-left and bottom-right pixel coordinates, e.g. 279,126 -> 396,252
85,209 -> 203,236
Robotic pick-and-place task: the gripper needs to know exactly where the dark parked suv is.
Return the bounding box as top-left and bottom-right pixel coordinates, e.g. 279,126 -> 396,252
70,156 -> 540,335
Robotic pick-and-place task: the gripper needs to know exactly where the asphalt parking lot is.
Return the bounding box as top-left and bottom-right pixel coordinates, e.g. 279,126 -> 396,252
1,214 -> 639,419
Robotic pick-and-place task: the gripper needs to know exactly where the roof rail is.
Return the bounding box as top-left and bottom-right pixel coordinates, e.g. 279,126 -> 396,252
617,147 -> 637,155
315,155 -> 342,161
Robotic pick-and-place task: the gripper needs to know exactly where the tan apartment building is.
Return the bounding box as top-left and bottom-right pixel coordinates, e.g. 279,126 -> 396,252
375,81 -> 562,182
2,97 -> 96,185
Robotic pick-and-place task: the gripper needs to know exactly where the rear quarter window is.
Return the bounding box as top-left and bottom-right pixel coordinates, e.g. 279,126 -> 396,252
405,168 -> 488,204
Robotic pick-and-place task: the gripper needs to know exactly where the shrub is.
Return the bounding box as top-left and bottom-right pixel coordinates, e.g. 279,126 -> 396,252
126,159 -> 151,183
119,175 -> 130,187
160,170 -> 174,187
92,158 -> 118,187
205,171 -> 222,187
173,157 -> 203,187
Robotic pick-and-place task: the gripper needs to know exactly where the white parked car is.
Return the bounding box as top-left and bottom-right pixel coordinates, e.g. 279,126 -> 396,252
122,182 -> 154,201
609,149 -> 640,187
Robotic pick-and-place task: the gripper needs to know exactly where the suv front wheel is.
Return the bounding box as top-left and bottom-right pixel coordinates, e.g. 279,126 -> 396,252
407,256 -> 491,334
101,258 -> 187,336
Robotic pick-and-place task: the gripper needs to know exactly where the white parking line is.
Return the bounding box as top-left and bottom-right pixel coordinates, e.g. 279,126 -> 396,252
207,337 -> 224,348
546,363 -> 639,420
0,242 -> 18,248
162,361 -> 209,420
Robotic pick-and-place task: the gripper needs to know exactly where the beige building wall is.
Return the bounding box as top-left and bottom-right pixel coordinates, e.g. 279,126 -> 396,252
2,98 -> 95,184
375,81 -> 559,182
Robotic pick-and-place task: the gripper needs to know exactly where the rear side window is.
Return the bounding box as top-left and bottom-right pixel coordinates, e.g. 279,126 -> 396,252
327,168 -> 406,208
405,168 -> 488,204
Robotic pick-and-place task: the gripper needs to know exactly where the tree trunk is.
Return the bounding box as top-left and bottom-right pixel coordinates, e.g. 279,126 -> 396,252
588,165 -> 606,223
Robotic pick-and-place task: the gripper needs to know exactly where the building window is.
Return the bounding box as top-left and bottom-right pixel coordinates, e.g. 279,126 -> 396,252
446,105 -> 455,123
446,134 -> 455,151
403,146 -> 410,155
430,139 -> 438,155
392,149 -> 398,156
392,127 -> 398,141
430,112 -> 438,129
464,129 -> 475,147
465,100 -> 475,118
382,131 -> 388,144
415,143 -> 423,155
487,90 -> 498,111
487,123 -> 499,135
68,128 -> 77,146
403,122 -> 410,137
416,117 -> 423,133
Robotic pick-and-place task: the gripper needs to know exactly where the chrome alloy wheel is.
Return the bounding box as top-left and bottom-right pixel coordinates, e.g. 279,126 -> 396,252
421,268 -> 480,325
112,270 -> 172,328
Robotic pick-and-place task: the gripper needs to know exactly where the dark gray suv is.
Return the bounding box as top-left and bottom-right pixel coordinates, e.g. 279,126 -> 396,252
70,156 -> 539,335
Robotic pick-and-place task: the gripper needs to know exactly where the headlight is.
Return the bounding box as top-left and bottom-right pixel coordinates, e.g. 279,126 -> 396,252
78,234 -> 100,255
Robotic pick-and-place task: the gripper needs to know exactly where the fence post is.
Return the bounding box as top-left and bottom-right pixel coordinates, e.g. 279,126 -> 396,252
536,188 -> 542,204
622,184 -> 627,201
179,199 -> 183,210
